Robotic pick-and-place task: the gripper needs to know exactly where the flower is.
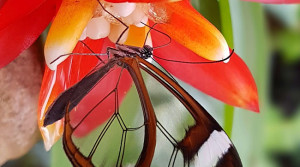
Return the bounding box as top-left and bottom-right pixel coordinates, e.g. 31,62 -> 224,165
0,0 -> 62,68
242,0 -> 300,4
0,0 -> 259,150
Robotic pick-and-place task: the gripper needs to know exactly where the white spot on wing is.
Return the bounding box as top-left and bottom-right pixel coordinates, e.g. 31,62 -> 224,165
194,130 -> 232,167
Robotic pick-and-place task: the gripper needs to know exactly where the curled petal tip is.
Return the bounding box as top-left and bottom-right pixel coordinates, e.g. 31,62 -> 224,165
40,121 -> 64,151
45,44 -> 71,70
44,0 -> 98,70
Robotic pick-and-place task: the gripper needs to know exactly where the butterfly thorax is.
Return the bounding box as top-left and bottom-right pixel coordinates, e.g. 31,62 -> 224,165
112,44 -> 153,59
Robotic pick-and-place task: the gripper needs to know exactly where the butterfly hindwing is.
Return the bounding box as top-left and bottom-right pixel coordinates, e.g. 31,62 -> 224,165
137,57 -> 242,167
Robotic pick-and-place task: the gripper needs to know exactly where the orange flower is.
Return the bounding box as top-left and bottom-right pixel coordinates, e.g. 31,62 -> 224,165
0,0 -> 259,150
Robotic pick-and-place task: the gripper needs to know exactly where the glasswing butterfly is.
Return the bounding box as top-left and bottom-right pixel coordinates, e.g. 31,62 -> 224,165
43,1 -> 243,166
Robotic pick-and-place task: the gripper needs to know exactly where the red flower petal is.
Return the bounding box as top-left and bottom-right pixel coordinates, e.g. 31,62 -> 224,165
0,0 -> 46,30
0,1 -> 7,8
242,0 -> 300,4
152,33 -> 259,113
0,0 -> 61,68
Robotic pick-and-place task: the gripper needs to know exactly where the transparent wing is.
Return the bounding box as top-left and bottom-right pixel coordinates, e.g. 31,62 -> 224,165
62,56 -> 242,167
54,5 -> 243,165
63,58 -> 154,166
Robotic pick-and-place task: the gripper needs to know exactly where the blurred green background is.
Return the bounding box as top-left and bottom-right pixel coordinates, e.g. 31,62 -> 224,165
3,0 -> 300,167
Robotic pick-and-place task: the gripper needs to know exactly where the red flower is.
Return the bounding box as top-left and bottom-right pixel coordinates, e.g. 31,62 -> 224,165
0,0 -> 259,150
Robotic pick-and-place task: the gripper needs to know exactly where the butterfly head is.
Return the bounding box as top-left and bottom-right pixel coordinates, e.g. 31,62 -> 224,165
141,45 -> 153,59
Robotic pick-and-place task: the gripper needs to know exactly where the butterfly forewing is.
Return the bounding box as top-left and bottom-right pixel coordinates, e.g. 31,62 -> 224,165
66,62 -> 157,166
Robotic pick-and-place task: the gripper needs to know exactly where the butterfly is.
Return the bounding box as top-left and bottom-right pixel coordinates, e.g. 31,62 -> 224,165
43,1 -> 243,167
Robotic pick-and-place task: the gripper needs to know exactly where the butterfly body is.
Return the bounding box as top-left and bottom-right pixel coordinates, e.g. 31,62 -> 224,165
111,44 -> 153,59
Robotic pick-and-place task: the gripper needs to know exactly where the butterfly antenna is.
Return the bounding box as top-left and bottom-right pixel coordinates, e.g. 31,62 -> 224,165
140,22 -> 171,49
143,22 -> 157,47
79,41 -> 106,63
49,41 -> 107,65
50,54 -> 71,64
97,0 -> 129,45
49,53 -> 105,65
77,40 -> 112,77
153,49 -> 235,64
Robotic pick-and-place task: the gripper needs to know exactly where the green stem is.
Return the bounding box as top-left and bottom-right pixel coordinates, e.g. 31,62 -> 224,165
219,0 -> 234,138
219,0 -> 234,48
223,105 -> 234,137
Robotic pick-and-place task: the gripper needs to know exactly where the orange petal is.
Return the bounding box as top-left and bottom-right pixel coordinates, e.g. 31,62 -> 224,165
153,1 -> 229,61
125,24 -> 149,47
44,0 -> 98,70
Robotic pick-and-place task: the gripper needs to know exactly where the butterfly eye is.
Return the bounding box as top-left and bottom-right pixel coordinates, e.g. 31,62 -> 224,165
144,45 -> 153,52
